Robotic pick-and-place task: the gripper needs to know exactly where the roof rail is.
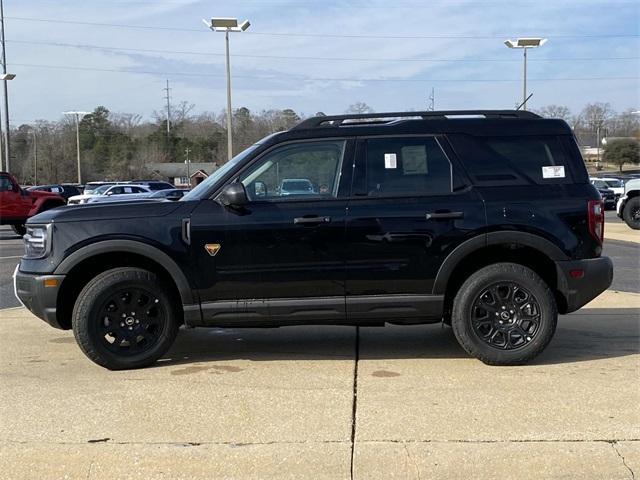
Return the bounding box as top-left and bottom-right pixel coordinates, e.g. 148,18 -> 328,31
293,109 -> 540,130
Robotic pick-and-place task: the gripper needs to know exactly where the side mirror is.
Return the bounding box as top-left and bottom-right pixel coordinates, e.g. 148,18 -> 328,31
252,180 -> 267,198
219,183 -> 248,208
106,191 -> 114,196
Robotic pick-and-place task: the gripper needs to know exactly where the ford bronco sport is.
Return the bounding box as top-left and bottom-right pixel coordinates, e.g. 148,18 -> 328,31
15,110 -> 613,370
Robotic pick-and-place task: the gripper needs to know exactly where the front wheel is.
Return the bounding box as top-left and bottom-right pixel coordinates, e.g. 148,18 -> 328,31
451,263 -> 557,366
622,197 -> 640,230
72,268 -> 180,370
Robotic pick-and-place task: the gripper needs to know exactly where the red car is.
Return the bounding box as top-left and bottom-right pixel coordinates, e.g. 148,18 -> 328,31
0,172 -> 66,236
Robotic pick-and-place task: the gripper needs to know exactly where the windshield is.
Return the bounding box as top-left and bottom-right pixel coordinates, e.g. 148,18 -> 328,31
181,144 -> 262,201
94,185 -> 111,195
605,179 -> 623,188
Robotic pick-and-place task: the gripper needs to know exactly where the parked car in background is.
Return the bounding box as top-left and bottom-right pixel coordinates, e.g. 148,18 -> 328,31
590,177 -> 625,197
27,184 -> 82,201
0,172 -> 66,235
148,189 -> 188,201
595,186 -> 616,210
130,180 -> 175,191
280,178 -> 316,196
82,182 -> 120,195
86,184 -> 152,204
617,178 -> 640,230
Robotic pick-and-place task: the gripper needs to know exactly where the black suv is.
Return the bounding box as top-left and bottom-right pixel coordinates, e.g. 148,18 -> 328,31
14,110 -> 613,370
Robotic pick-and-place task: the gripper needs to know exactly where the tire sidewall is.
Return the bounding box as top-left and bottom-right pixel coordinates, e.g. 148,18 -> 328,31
73,269 -> 179,370
452,263 -> 557,365
623,197 -> 640,230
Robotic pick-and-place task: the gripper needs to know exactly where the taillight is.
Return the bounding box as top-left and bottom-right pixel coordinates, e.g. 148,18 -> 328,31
588,200 -> 605,243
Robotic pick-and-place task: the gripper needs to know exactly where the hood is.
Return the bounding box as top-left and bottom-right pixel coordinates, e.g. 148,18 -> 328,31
29,189 -> 63,199
625,179 -> 640,194
27,198 -> 186,224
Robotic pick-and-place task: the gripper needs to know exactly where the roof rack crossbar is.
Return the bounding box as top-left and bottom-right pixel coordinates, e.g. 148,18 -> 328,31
293,109 -> 540,129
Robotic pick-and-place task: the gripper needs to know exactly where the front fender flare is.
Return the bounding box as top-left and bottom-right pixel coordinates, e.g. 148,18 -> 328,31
54,239 -> 195,305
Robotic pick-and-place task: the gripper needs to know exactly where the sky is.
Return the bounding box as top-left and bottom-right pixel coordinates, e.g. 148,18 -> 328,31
5,0 -> 640,125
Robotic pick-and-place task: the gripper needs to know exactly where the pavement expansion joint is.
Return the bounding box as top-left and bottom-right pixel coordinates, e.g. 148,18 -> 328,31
612,442 -> 636,480
350,325 -> 360,480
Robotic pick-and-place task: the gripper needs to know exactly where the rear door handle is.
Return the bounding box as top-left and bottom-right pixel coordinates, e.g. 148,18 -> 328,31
294,216 -> 331,225
425,211 -> 464,220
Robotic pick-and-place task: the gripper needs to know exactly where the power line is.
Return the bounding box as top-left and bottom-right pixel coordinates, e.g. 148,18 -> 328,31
6,16 -> 640,39
7,39 -> 640,63
11,62 -> 638,83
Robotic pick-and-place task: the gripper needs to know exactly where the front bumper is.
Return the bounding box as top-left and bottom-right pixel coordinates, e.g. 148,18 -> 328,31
13,266 -> 66,329
555,256 -> 613,313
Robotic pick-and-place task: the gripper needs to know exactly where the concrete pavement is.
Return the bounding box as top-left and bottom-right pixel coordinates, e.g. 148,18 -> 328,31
1,291 -> 638,479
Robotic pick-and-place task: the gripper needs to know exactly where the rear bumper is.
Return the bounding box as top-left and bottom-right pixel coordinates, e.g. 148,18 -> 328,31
13,266 -> 66,329
555,256 -> 613,313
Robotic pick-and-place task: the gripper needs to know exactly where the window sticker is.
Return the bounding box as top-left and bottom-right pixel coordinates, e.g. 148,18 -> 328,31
384,153 -> 397,169
541,166 -> 565,179
401,145 -> 428,174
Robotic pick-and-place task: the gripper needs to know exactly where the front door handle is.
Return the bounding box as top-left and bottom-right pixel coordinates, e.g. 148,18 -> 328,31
293,216 -> 331,225
425,211 -> 464,220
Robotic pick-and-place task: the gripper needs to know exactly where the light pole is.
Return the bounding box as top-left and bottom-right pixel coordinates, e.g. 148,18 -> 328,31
504,38 -> 547,111
0,72 -> 15,171
203,17 -> 250,161
63,111 -> 89,184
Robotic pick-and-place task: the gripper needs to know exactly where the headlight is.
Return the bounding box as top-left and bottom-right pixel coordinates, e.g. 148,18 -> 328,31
23,224 -> 52,259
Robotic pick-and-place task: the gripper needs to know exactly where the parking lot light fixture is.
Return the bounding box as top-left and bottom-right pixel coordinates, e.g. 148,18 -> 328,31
504,37 -> 547,111
203,17 -> 251,161
63,111 -> 90,184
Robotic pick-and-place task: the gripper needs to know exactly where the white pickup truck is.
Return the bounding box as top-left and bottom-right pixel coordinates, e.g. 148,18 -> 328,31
617,178 -> 640,230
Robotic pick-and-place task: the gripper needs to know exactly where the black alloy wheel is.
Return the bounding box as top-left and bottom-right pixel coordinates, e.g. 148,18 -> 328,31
470,282 -> 541,351
72,268 -> 179,370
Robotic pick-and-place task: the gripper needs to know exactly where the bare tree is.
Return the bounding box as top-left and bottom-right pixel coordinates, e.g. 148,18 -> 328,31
346,102 -> 374,114
536,105 -> 572,121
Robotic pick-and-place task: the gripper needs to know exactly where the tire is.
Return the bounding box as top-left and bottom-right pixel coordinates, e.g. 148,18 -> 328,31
451,262 -> 557,366
622,197 -> 640,230
72,267 -> 180,370
11,224 -> 26,236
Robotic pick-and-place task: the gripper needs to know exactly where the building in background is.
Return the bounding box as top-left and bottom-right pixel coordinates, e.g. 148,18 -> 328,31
146,162 -> 218,188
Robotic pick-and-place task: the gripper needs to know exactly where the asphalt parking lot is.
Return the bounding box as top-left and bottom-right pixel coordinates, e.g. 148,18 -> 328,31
1,218 -> 638,479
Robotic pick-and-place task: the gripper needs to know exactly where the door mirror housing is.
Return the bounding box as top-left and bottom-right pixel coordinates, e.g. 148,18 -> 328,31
219,183 -> 248,208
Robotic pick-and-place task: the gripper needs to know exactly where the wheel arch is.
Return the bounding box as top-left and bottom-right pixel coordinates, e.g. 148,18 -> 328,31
434,232 -> 569,319
54,240 -> 195,329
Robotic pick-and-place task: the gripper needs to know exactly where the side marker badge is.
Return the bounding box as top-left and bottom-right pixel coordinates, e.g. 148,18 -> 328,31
204,243 -> 221,256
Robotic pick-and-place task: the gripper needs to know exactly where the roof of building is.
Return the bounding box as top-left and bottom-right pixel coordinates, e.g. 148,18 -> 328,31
146,162 -> 219,178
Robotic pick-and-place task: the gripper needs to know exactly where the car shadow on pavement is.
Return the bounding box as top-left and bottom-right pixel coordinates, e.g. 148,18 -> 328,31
158,308 -> 639,367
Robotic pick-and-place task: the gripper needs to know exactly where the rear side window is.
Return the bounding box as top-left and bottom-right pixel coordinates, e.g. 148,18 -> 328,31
364,137 -> 452,196
450,135 -> 574,185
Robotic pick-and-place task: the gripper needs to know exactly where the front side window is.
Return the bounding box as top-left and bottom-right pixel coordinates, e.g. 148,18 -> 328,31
364,137 -> 452,196
240,140 -> 346,201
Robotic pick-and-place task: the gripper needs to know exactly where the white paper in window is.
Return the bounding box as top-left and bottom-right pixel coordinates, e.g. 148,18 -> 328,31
384,153 -> 397,169
541,166 -> 565,178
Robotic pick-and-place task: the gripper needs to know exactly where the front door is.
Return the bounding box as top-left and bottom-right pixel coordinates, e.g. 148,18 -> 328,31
344,135 -> 485,322
190,138 -> 354,325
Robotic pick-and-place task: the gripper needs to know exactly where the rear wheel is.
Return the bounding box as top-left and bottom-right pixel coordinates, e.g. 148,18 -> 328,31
622,197 -> 640,230
72,268 -> 179,370
11,224 -> 26,236
451,263 -> 557,366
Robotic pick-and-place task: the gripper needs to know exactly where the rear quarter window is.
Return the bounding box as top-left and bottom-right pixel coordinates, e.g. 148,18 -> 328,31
450,134 -> 575,186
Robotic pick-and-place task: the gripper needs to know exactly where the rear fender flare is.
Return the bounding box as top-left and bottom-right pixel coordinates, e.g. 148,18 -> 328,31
432,231 -> 568,295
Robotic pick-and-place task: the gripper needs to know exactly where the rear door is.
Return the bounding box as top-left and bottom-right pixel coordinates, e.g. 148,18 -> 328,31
345,135 -> 486,321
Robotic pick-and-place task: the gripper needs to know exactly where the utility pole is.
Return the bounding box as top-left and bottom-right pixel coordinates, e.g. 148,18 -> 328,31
1,0 -> 11,171
184,147 -> 191,188
63,111 -> 89,184
164,79 -> 171,135
428,87 -> 435,111
32,129 -> 37,185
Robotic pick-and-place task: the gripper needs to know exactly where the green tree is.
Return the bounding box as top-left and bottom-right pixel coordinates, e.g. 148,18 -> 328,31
603,138 -> 640,173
